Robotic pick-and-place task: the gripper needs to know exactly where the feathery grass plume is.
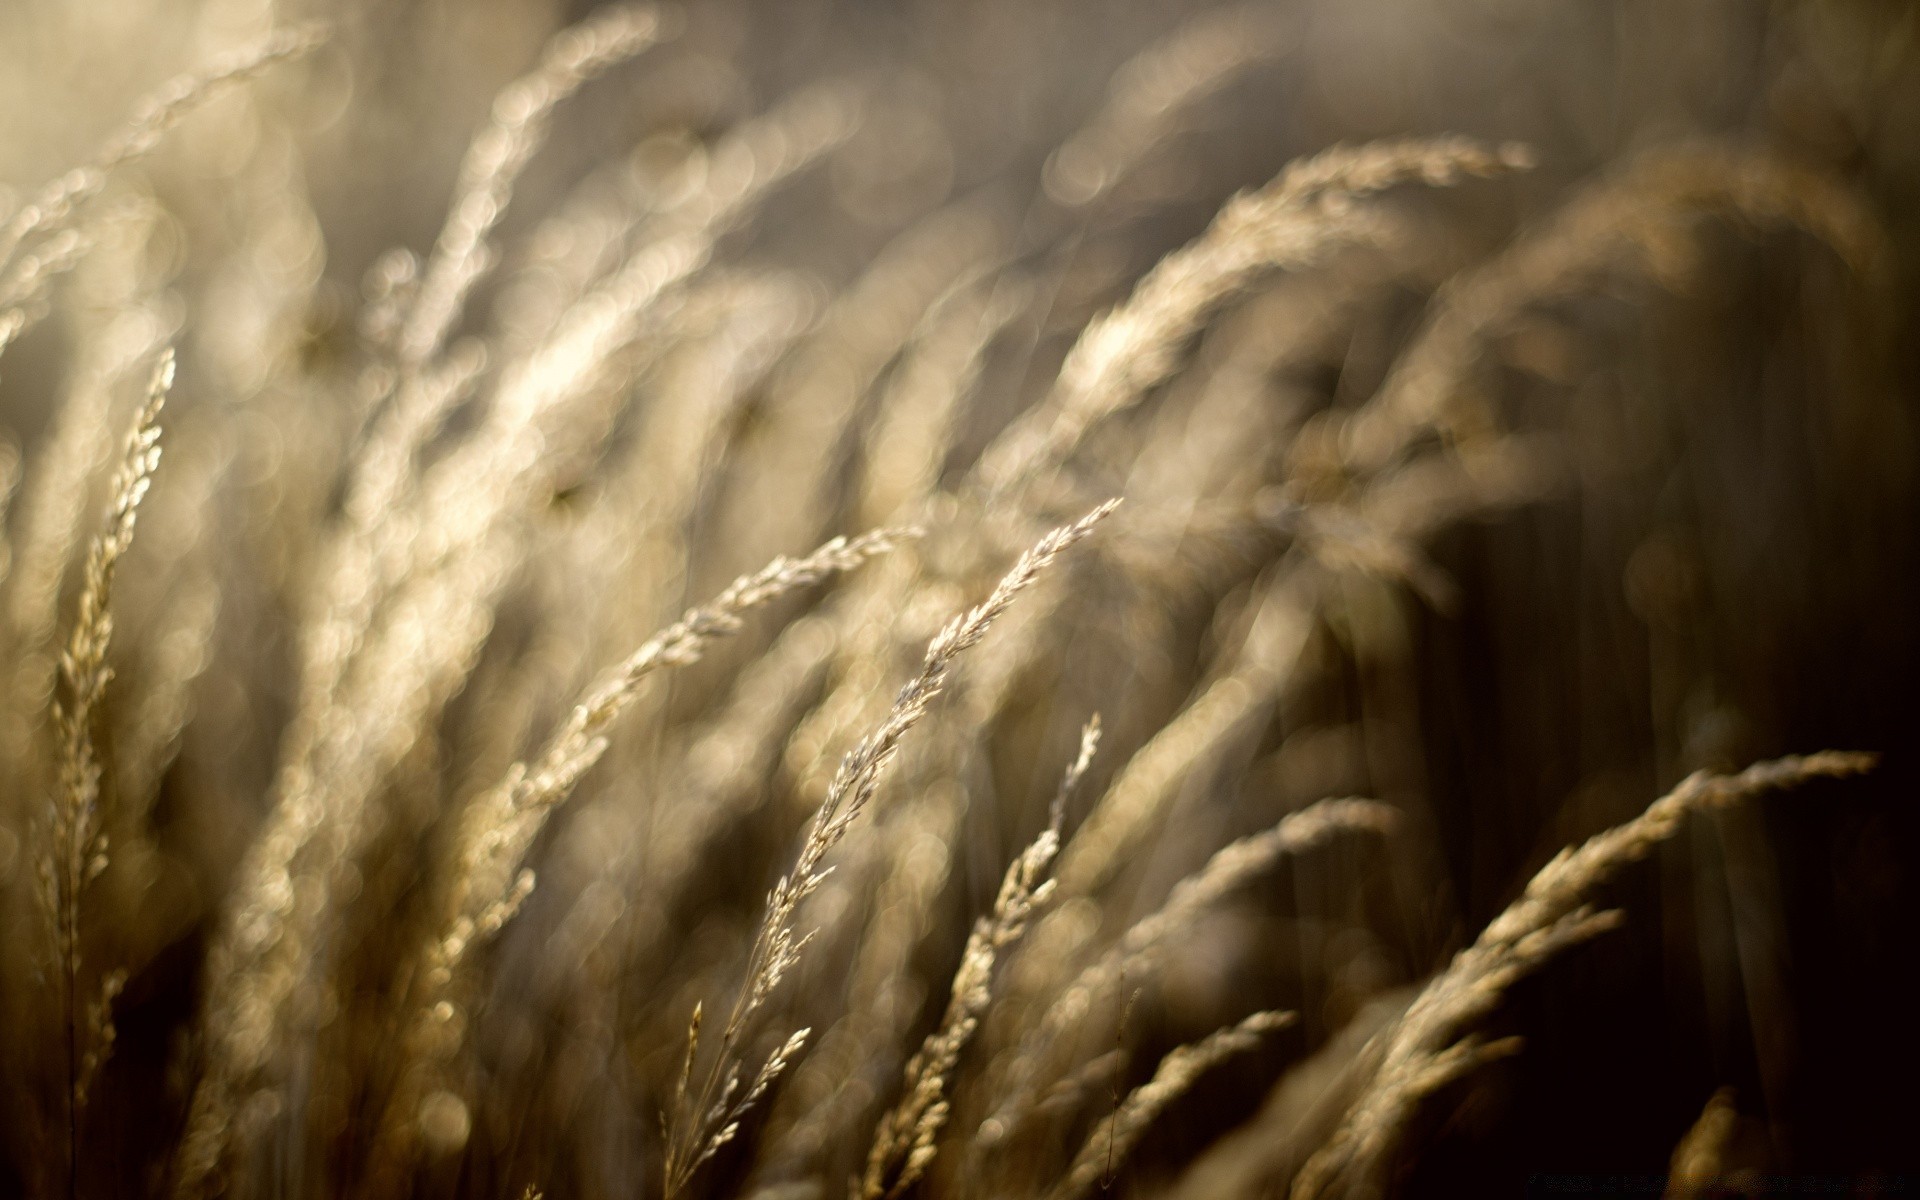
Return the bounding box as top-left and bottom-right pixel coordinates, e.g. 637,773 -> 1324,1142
1043,2 -> 1293,208
324,81 -> 854,736
410,116 -> 832,534
453,281 -> 815,827
347,2 -> 674,559
1160,990 -> 1416,1200
36,348 -> 169,1191
856,716 -> 1101,1200
369,528 -> 911,1188
985,650 -> 1284,1029
502,610 -> 841,1146
1329,144 -> 1892,483
974,136 -> 1535,502
777,561 -> 942,815
180,41 -> 852,1194
755,783 -> 969,1183
978,798 -> 1394,1158
3,210 -> 171,777
957,564 -> 1302,1056
0,25 -> 325,358
393,3 -> 675,371
762,494 -> 1115,1174
663,501 -> 1117,1196
768,279 -> 1027,874
1292,751 -> 1878,1200
6,319 -> 162,652
1045,1010 -> 1297,1200
451,277 -> 814,813
501,608 -> 842,1139
164,50 -> 692,1154
210,90 -> 846,1139
589,612 -> 843,985
763,524 -> 1088,1178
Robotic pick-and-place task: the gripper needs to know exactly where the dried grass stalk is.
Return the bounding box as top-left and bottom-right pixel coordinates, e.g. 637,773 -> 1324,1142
1293,751 -> 1878,1200
38,349 -> 169,1186
395,3 -> 675,369
609,613 -> 844,978
347,4 -> 673,565
976,136 -> 1534,499
663,502 -> 1118,1196
3,301 -> 167,783
371,528 -> 912,1185
858,717 -> 1102,1200
1044,1010 -> 1297,1200
179,33 -> 857,1190
981,798 -> 1394,1153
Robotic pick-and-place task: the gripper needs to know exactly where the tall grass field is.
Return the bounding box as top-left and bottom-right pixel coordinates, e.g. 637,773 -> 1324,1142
0,2 -> 1915,1196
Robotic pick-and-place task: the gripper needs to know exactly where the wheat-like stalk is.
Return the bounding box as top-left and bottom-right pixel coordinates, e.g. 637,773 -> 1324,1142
975,136 -> 1535,502
369,528 -> 911,1188
857,716 -> 1101,1200
1293,750 -> 1878,1200
1,304 -> 167,796
978,797 -> 1394,1158
663,502 -> 1117,1195
176,27 -> 867,1186
1045,1009 -> 1298,1200
36,348 -> 169,1197
347,3 -> 673,568
395,3 -> 674,371
985,577 -> 1317,1085
322,74 -> 855,752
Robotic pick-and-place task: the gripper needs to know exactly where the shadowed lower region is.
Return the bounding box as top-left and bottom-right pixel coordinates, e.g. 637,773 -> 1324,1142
0,2 -> 1915,1198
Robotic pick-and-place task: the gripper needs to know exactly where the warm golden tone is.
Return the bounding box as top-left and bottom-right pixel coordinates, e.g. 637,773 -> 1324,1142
0,2 -> 1913,1198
